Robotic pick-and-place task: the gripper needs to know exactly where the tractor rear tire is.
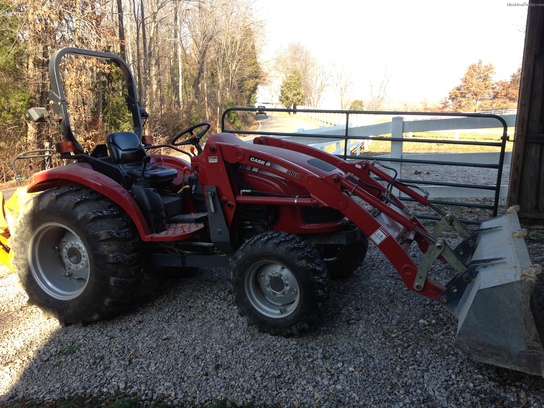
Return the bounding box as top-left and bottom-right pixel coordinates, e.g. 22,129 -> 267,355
230,231 -> 329,336
12,186 -> 143,325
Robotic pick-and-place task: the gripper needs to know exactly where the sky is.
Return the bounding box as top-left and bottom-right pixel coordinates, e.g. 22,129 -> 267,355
254,0 -> 528,108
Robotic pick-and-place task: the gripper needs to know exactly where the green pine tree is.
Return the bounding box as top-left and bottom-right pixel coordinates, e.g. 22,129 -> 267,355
279,70 -> 305,110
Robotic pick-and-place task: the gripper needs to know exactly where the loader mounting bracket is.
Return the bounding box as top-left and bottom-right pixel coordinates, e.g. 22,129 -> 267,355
416,238 -> 467,292
205,185 -> 231,253
453,226 -> 503,265
432,212 -> 471,240
439,258 -> 504,309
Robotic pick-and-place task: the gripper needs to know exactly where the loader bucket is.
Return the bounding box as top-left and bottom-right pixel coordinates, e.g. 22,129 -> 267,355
447,210 -> 544,375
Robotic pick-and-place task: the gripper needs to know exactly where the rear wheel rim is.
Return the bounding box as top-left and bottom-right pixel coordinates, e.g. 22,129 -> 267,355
245,260 -> 300,318
29,222 -> 90,300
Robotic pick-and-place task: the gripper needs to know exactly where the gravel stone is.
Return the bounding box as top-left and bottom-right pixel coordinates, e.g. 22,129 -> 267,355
1,234 -> 544,407
2,161 -> 544,406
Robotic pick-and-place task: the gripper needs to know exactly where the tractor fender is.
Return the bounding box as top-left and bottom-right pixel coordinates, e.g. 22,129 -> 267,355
27,163 -> 153,237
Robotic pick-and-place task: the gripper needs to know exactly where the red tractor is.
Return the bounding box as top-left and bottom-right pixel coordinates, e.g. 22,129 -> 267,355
1,48 -> 542,376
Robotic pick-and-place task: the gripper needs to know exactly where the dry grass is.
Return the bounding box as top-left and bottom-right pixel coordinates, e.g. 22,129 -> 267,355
355,131 -> 512,156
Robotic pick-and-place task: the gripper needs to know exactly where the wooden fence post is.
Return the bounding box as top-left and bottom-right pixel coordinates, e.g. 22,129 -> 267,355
391,116 -> 404,179
507,0 -> 544,223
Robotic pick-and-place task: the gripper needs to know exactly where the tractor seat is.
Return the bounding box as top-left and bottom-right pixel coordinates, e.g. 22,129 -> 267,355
107,131 -> 177,187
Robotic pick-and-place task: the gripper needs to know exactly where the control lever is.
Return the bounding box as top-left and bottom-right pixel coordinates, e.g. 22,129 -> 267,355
141,156 -> 151,176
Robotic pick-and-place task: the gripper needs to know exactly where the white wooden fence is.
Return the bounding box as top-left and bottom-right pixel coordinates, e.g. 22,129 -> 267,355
288,114 -> 516,200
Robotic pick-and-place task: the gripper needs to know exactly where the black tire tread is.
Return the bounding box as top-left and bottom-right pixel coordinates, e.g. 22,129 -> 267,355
324,236 -> 368,280
12,186 -> 142,325
230,231 -> 329,336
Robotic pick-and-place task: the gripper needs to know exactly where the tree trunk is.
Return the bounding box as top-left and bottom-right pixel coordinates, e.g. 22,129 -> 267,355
117,0 -> 126,59
174,1 -> 183,108
148,0 -> 158,121
26,1 -> 46,149
130,0 -> 143,101
140,0 -> 147,105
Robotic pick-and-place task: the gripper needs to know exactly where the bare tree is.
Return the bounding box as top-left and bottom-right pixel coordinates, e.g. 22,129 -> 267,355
306,63 -> 330,108
176,0 -> 262,129
367,68 -> 392,111
173,0 -> 185,109
211,1 -> 262,123
185,0 -> 220,120
12,0 -> 263,157
274,42 -> 329,108
332,63 -> 353,110
15,0 -> 118,149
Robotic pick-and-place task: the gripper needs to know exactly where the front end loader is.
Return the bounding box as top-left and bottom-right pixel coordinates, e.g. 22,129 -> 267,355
0,47 -> 542,376
237,135 -> 544,376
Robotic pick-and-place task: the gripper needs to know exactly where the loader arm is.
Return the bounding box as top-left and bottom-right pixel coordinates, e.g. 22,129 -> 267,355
254,136 -> 435,251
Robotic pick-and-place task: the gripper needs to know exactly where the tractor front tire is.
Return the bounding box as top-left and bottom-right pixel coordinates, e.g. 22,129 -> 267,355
230,231 -> 329,336
12,186 -> 143,325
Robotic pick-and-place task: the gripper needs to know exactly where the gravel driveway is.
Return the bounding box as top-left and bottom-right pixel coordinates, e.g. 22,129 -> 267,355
2,230 -> 544,407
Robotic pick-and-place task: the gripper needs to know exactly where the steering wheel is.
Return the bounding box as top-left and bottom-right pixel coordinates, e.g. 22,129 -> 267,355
171,122 -> 211,154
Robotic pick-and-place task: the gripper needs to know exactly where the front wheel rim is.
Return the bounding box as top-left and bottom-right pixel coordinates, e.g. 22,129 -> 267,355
29,222 -> 90,300
245,260 -> 300,318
